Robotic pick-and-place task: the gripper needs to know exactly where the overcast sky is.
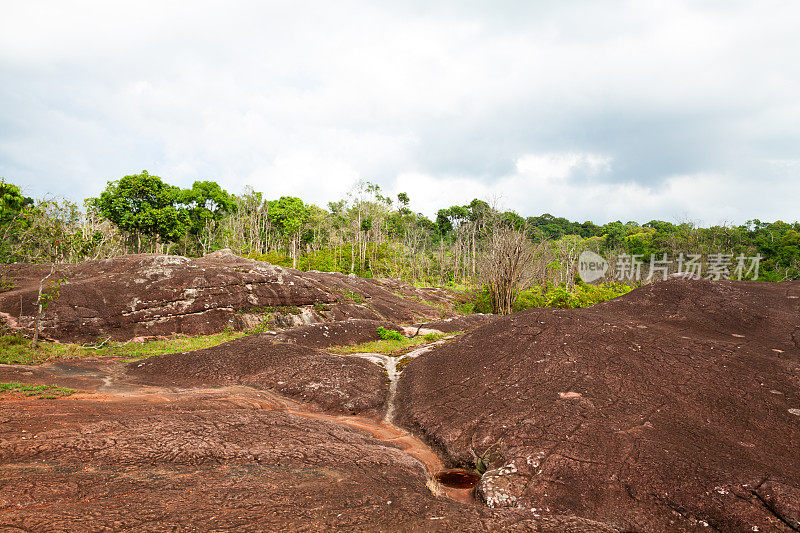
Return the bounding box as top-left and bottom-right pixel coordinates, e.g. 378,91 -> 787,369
1,1 -> 799,224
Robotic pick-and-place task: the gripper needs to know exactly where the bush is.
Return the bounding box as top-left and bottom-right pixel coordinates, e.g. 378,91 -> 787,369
376,326 -> 403,341
514,282 -> 632,311
460,282 -> 633,314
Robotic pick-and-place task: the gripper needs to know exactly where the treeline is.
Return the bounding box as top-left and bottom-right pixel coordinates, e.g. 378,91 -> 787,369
1,172 -> 799,292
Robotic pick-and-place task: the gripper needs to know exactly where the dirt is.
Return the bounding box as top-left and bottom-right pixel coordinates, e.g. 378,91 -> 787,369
0,250 -> 455,342
397,278 -> 800,531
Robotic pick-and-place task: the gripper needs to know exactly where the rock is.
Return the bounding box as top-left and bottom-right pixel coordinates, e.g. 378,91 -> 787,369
398,278 -> 800,531
126,335 -> 388,416
0,253 -> 456,341
477,462 -> 527,508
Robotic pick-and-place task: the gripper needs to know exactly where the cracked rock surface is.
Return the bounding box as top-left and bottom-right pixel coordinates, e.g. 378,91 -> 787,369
126,335 -> 389,416
397,278 -> 800,532
0,373 -> 617,531
0,250 -> 454,341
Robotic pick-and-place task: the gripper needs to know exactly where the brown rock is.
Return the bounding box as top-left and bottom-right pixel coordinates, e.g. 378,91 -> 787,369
0,252 -> 455,341
397,278 -> 800,531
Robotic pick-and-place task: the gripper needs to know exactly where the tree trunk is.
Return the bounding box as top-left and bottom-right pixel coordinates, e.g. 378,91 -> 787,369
32,264 -> 55,348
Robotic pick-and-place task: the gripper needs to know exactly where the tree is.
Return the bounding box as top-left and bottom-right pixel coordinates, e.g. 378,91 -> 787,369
181,180 -> 235,254
0,179 -> 34,260
0,179 -> 33,224
267,196 -> 310,268
93,171 -> 187,252
480,216 -> 540,314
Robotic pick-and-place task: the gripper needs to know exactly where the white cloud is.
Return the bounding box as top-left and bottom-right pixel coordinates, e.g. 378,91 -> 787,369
1,1 -> 799,223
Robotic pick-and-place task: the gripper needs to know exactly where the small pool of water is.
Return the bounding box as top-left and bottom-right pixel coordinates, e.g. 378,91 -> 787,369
434,469 -> 480,489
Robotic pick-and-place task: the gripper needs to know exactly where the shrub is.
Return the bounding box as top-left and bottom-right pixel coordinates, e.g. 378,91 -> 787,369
461,282 -> 633,314
345,291 -> 365,303
376,326 -> 403,341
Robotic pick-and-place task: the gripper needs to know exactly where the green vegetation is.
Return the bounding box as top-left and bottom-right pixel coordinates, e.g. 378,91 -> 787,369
267,196 -> 310,268
1,174 -> 797,316
376,326 -> 403,341
329,330 -> 451,355
0,382 -> 76,399
0,330 -> 245,365
328,336 -> 429,356
512,282 -> 633,311
471,439 -> 503,475
460,282 -> 633,314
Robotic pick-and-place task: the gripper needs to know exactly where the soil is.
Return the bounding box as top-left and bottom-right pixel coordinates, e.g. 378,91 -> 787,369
0,250 -> 455,342
397,278 -> 800,531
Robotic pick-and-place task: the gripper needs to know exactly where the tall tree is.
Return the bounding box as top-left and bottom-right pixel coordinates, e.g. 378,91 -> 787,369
267,196 -> 310,268
181,180 -> 235,254
93,171 -> 187,252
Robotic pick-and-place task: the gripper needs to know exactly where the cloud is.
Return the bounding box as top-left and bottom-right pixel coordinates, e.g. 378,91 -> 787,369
1,1 -> 799,223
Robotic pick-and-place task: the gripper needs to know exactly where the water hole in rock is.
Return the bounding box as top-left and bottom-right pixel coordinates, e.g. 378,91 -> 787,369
435,469 -> 481,489
434,469 -> 481,503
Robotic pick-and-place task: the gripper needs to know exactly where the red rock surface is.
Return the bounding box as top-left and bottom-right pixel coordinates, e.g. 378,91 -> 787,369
2,274 -> 799,531
397,279 -> 800,531
126,335 -> 388,416
0,250 -> 454,341
270,319 -> 405,349
0,363 -> 615,532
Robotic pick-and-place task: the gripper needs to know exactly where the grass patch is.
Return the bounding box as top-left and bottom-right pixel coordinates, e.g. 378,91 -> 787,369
327,336 -> 429,355
376,326 -> 403,341
0,330 -> 246,365
344,290 -> 365,303
327,331 -> 453,356
0,382 -> 76,399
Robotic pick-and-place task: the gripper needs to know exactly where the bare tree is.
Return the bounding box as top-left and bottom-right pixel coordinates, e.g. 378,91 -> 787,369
479,219 -> 539,315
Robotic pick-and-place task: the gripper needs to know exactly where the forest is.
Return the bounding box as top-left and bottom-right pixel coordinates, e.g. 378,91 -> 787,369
2,172 -> 799,314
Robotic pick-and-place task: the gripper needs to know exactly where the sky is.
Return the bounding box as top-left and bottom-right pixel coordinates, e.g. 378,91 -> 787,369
1,1 -> 799,224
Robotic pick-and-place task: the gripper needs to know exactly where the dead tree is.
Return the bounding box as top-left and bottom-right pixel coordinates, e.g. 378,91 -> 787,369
479,222 -> 538,315
32,263 -> 56,348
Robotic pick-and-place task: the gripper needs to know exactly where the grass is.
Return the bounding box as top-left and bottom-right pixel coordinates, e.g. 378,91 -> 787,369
327,336 -> 429,355
0,330 -> 246,365
0,382 -> 76,399
327,331 -> 454,356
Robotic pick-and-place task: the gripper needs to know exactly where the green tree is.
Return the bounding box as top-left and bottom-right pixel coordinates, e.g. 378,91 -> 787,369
93,171 -> 187,252
267,196 -> 310,268
0,179 -> 33,224
0,179 -> 35,261
181,180 -> 235,254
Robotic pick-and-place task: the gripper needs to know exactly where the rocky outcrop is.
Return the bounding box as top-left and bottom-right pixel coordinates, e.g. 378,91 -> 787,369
397,278 -> 800,531
0,251 -> 454,341
126,334 -> 389,416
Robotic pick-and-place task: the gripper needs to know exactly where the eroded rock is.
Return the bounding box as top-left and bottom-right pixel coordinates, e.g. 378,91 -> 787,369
398,278 -> 800,531
0,252 -> 455,341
